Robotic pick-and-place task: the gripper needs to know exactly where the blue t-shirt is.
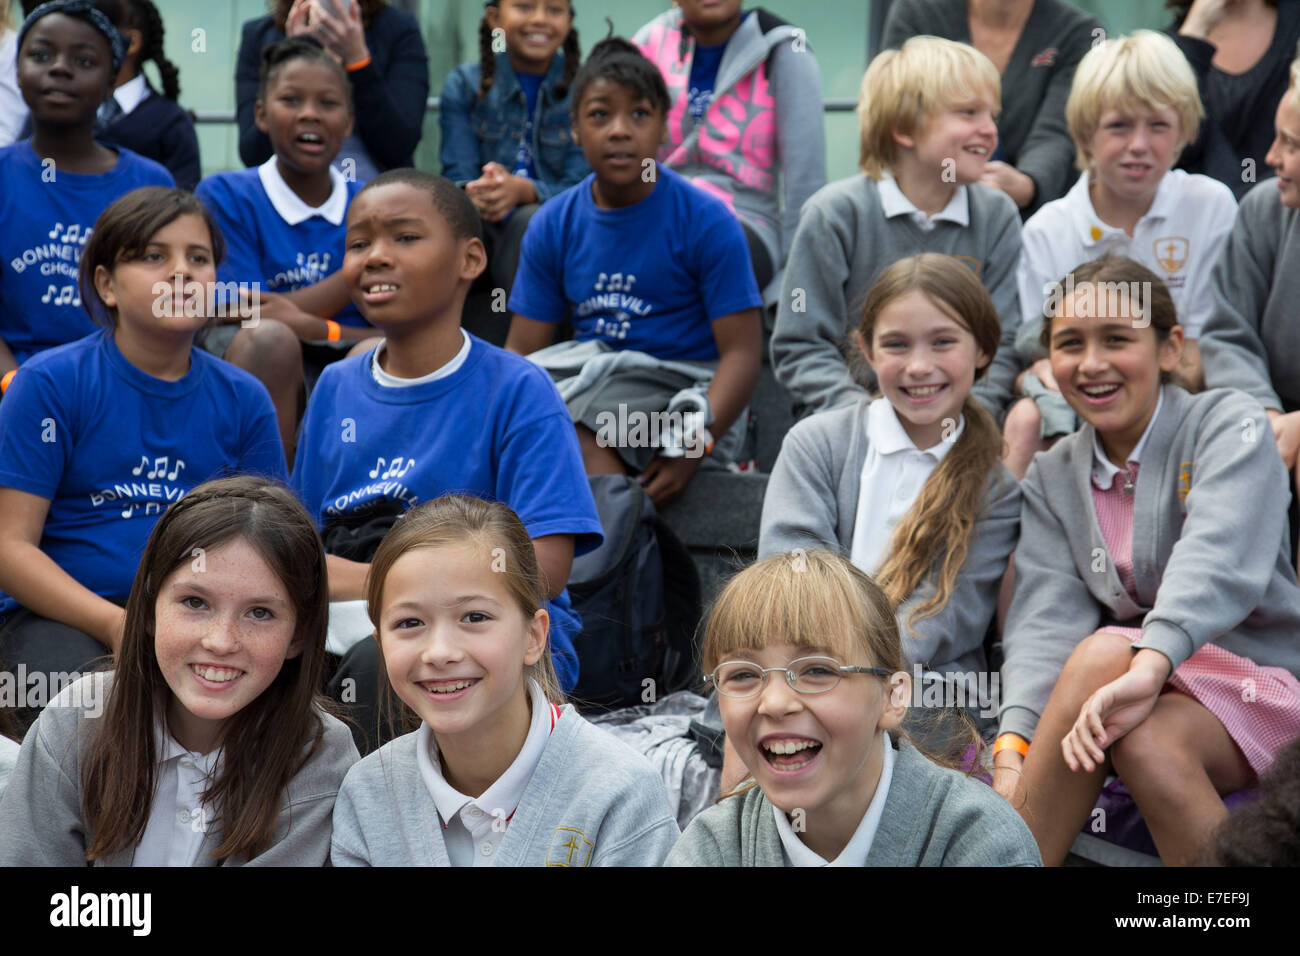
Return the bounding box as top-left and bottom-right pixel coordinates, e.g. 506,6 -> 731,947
513,70 -> 545,179
194,167 -> 367,327
290,336 -> 604,693
0,141 -> 174,364
688,41 -> 727,119
0,329 -> 288,620
509,165 -> 761,360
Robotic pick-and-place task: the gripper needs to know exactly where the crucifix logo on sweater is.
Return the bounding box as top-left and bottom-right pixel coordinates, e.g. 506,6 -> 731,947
1154,237 -> 1189,274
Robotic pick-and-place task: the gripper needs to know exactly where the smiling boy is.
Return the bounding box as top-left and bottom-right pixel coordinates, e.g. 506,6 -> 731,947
771,36 -> 1023,422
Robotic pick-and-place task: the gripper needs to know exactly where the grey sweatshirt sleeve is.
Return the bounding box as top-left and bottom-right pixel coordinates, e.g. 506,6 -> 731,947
771,40 -> 827,261
1012,16 -> 1100,216
664,812 -> 731,866
1199,187 -> 1285,410
999,459 -> 1102,741
1135,393 -> 1287,670
970,194 -> 1025,418
898,468 -> 1021,673
771,187 -> 866,414
329,770 -> 373,867
0,702 -> 90,866
758,411 -> 847,559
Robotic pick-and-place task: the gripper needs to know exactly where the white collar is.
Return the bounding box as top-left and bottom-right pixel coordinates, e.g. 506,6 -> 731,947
1072,169 -> 1177,247
1091,389 -> 1163,489
257,156 -> 349,226
878,172 -> 969,230
867,396 -> 964,457
417,680 -> 557,828
773,732 -> 896,866
112,74 -> 149,115
371,330 -> 472,387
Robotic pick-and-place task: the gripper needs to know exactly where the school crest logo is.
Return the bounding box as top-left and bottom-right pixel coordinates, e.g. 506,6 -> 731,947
1178,461 -> 1192,502
545,826 -> 594,866
1153,237 -> 1189,274
949,254 -> 982,278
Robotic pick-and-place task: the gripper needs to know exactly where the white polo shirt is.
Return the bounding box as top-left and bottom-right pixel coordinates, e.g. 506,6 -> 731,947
417,679 -> 561,866
774,732 -> 897,866
878,172 -> 970,232
134,717 -> 223,866
851,398 -> 963,575
1018,169 -> 1236,344
257,155 -> 350,226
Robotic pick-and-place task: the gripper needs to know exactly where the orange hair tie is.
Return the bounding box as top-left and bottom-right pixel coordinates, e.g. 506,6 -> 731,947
345,56 -> 372,72
993,734 -> 1029,757
0,369 -> 15,394
325,320 -> 341,342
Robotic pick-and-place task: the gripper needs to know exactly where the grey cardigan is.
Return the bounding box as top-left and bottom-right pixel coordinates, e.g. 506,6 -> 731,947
758,399 -> 1020,676
665,736 -> 1041,866
331,705 -> 681,866
0,673 -> 360,866
1199,178 -> 1300,413
1000,385 -> 1300,741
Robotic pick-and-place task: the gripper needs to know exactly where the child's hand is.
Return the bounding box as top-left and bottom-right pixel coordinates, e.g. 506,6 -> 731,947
1062,650 -> 1169,773
466,163 -> 535,222
980,161 -> 1036,209
992,748 -> 1024,804
639,454 -> 703,506
1268,409 -> 1300,469
237,290 -> 320,339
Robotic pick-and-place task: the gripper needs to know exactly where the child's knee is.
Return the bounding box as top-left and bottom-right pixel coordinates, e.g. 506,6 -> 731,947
1110,715 -> 1195,790
1061,631 -> 1135,686
1003,397 -> 1042,444
231,320 -> 302,378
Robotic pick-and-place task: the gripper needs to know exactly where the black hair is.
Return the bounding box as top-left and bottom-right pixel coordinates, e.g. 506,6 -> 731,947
79,186 -> 225,328
121,0 -> 178,99
569,34 -> 670,120
256,34 -> 351,109
477,1 -> 581,100
1206,735 -> 1300,866
356,168 -> 483,243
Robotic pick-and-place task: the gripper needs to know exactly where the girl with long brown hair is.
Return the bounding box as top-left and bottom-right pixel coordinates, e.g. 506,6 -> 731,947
0,476 -> 358,865
760,253 -> 1018,746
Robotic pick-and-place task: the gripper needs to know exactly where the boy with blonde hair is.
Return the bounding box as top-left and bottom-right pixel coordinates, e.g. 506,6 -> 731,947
1004,30 -> 1235,478
772,36 -> 1022,419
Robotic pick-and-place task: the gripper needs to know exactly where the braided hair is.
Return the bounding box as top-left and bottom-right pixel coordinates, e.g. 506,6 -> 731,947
122,0 -> 179,100
477,1 -> 580,99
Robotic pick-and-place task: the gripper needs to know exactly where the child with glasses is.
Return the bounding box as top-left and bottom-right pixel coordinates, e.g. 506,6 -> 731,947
665,550 -> 1040,866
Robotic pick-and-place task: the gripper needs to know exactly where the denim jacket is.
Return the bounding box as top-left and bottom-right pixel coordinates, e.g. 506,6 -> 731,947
439,53 -> 589,202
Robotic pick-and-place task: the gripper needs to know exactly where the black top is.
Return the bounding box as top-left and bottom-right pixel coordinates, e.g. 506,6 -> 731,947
881,0 -> 1104,216
98,83 -> 201,190
1167,0 -> 1300,199
234,4 -> 430,171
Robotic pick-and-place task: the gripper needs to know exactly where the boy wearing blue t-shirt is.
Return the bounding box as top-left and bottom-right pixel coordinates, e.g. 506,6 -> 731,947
506,38 -> 763,505
292,168 -> 602,750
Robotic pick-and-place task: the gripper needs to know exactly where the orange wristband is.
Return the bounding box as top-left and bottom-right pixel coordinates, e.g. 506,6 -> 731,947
325,320 -> 341,342
993,734 -> 1029,757
0,369 -> 14,394
345,56 -> 371,72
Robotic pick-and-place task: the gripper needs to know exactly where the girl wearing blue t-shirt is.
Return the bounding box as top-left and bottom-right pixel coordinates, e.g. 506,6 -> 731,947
440,0 -> 587,293
0,187 -> 287,733
0,0 -> 173,378
506,37 -> 763,506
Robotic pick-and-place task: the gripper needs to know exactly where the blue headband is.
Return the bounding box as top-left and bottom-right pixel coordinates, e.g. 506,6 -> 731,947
17,0 -> 128,77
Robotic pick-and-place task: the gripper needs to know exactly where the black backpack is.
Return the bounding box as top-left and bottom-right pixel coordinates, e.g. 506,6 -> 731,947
567,475 -> 702,712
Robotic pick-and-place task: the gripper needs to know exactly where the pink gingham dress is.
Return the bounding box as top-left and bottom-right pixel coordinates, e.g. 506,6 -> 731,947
1093,462 -> 1300,776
